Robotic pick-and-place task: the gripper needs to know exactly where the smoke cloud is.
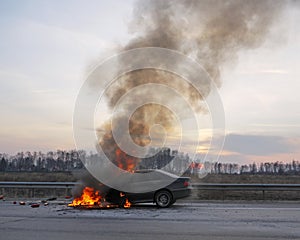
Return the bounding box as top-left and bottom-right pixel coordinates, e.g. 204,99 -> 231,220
97,0 -> 285,170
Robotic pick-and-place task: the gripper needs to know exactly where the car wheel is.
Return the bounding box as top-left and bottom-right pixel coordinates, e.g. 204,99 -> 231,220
155,190 -> 173,208
119,198 -> 126,208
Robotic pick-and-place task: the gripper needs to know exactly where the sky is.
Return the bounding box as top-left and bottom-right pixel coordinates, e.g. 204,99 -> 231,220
0,0 -> 299,164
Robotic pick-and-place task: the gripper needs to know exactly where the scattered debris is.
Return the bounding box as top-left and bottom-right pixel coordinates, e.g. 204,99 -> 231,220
46,197 -> 57,201
31,203 -> 40,208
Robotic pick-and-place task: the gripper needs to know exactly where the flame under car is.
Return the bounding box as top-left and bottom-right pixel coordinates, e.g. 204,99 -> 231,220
105,169 -> 192,208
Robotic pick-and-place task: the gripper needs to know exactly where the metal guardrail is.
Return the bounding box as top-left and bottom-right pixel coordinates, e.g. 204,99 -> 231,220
1,182 -> 300,200
0,182 -> 78,189
0,182 -> 79,198
192,183 -> 300,191
191,183 -> 300,200
1,182 -> 300,191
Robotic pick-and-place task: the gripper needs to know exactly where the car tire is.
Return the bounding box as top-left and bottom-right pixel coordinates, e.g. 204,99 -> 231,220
119,198 -> 126,208
154,190 -> 173,208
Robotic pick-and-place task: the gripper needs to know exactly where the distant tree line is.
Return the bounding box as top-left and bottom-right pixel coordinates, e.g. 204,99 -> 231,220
0,148 -> 191,174
0,150 -> 84,172
139,148 -> 191,174
189,161 -> 300,175
0,149 -> 299,175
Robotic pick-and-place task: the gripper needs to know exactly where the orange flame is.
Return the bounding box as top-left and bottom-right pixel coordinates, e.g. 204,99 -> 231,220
115,148 -> 136,172
68,187 -> 131,209
68,187 -> 102,207
123,198 -> 131,208
119,192 -> 131,208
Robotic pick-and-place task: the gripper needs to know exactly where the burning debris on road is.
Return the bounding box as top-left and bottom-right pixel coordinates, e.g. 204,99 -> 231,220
68,187 -> 130,209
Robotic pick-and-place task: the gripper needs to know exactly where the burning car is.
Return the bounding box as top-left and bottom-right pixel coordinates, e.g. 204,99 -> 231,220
105,169 -> 191,208
69,169 -> 191,208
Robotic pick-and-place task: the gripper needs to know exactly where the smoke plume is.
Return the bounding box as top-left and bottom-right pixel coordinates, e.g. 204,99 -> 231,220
97,0 -> 285,170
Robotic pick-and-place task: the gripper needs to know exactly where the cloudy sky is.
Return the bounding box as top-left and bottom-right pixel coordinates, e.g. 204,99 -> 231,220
0,0 -> 299,164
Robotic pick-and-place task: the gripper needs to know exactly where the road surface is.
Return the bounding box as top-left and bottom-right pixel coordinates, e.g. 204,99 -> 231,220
0,200 -> 299,240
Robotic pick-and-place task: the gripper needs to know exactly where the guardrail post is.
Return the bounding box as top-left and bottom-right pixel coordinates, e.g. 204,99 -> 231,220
65,186 -> 69,196
222,189 -> 225,201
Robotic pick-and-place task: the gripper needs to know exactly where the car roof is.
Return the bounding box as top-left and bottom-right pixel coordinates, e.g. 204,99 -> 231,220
135,169 -> 181,179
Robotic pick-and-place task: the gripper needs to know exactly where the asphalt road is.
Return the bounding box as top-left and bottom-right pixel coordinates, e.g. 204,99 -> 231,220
0,200 -> 299,240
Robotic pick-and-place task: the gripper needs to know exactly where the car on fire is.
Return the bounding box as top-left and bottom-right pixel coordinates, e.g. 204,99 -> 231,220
105,169 -> 192,208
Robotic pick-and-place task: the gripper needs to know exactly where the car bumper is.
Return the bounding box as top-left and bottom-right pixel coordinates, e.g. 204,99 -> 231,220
172,187 -> 192,200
